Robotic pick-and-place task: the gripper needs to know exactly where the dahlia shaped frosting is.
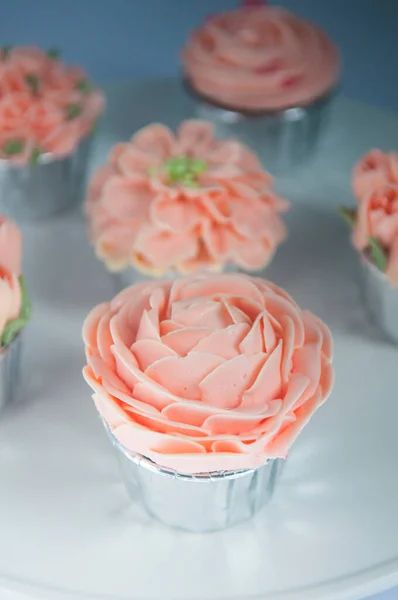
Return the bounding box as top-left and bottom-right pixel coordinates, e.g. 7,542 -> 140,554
86,120 -> 289,276
83,273 -> 334,474
0,46 -> 105,164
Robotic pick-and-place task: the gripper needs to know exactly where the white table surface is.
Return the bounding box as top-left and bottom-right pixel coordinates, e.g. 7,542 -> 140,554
0,79 -> 397,600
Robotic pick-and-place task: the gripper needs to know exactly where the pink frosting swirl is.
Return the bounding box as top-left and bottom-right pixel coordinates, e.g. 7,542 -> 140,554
83,274 -> 334,474
182,6 -> 339,111
85,120 -> 289,275
0,216 -> 22,344
0,46 -> 105,164
352,149 -> 398,200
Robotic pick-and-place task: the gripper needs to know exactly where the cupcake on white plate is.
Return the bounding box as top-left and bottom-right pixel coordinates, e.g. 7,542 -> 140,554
83,272 -> 334,531
85,119 -> 289,290
181,1 -> 340,170
0,215 -> 30,412
340,149 -> 398,344
0,46 -> 105,220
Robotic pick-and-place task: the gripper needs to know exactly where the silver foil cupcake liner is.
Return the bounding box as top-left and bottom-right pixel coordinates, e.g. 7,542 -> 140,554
360,255 -> 398,345
0,335 -> 21,414
0,135 -> 92,221
187,83 -> 335,172
106,426 -> 282,532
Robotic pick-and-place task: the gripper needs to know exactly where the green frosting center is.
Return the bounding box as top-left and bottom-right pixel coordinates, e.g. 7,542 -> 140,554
149,156 -> 206,187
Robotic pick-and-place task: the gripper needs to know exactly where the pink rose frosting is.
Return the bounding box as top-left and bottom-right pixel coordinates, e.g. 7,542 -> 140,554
351,150 -> 398,286
0,216 -> 22,344
182,6 -> 339,111
352,183 -> 398,286
85,120 -> 289,275
0,46 -> 105,164
83,274 -> 334,474
352,149 -> 398,200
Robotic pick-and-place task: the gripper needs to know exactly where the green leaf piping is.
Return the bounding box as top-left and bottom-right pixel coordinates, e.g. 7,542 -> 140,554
338,206 -> 388,274
338,206 -> 356,227
1,276 -> 31,347
368,237 -> 388,272
25,73 -> 40,95
65,103 -> 83,121
19,276 -> 31,321
3,138 -> 24,156
47,48 -> 60,60
30,147 -> 42,165
1,318 -> 26,348
76,78 -> 91,94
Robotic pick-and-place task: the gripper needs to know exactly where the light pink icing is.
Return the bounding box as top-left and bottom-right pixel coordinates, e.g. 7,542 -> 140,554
182,6 -> 339,111
0,216 -> 22,341
0,46 -> 105,164
352,149 -> 398,200
83,273 -> 334,474
85,120 -> 289,275
353,185 -> 398,286
352,150 -> 398,286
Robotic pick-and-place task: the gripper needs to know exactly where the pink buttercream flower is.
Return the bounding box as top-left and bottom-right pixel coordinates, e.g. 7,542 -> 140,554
181,6 -> 339,111
353,183 -> 398,286
352,149 -> 398,201
0,216 -> 23,344
0,46 -> 105,163
83,273 -> 334,474
349,149 -> 398,286
85,120 -> 289,275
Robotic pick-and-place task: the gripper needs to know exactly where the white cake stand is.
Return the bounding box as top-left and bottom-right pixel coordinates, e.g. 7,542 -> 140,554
0,80 -> 397,600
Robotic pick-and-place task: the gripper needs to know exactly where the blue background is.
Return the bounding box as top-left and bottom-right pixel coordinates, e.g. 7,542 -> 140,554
2,1 -> 397,599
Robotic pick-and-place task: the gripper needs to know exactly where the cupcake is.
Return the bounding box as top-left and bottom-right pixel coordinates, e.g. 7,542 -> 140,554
0,216 -> 30,412
181,3 -> 340,169
85,119 -> 289,291
83,273 -> 334,531
0,46 -> 105,220
341,149 -> 398,344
